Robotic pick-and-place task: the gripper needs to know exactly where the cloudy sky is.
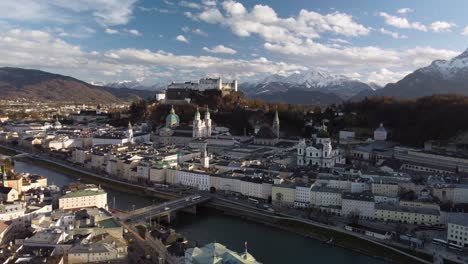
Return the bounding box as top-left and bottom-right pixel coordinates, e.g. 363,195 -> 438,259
0,0 -> 467,85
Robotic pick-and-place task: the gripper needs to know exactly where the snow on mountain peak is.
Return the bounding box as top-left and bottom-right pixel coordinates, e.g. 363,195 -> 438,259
260,70 -> 358,88
421,49 -> 468,80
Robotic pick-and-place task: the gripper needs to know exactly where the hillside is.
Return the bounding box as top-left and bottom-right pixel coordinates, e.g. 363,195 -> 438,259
0,67 -> 154,103
335,95 -> 468,146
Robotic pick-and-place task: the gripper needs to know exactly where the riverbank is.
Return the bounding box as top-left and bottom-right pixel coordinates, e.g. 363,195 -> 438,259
0,144 -> 179,201
1,146 -> 430,263
206,198 -> 431,264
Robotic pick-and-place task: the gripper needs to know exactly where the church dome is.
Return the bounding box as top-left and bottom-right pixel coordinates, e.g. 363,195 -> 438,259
375,123 -> 387,132
166,106 -> 180,127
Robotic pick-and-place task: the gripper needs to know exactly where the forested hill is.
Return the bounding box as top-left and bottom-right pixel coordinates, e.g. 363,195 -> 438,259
333,95 -> 468,146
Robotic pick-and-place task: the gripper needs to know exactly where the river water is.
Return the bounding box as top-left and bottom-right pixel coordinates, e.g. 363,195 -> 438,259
14,160 -> 388,264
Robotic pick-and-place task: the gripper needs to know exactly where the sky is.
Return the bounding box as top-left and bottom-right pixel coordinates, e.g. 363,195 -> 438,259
0,0 -> 468,86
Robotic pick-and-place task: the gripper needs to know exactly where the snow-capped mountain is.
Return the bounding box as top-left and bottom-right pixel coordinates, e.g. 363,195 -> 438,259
419,49 -> 468,81
353,48 -> 468,100
242,70 -> 373,101
103,80 -> 168,91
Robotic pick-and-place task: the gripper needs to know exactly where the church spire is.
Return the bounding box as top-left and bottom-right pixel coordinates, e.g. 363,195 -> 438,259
195,106 -> 201,120
273,109 -> 280,139
204,105 -> 210,120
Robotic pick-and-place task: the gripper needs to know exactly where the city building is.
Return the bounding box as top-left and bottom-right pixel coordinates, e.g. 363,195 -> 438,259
193,106 -> 212,138
296,136 -> 345,167
374,123 -> 387,141
168,77 -> 237,92
341,192 -> 375,219
0,186 -> 19,202
59,186 -> 108,210
294,183 -> 311,208
272,184 -> 296,206
310,185 -> 343,208
447,214 -> 468,247
175,170 -> 211,191
375,204 -> 440,225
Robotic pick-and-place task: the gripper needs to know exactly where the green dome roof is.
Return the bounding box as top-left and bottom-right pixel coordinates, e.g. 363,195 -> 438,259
166,106 -> 180,126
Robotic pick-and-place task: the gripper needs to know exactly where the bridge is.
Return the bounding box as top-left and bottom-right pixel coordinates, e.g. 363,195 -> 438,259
121,194 -> 211,224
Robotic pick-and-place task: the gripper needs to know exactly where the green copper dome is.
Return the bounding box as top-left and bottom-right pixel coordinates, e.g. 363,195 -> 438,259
166,106 -> 180,127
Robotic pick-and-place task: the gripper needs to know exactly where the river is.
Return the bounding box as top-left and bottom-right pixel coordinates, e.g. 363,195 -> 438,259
14,160 -> 388,264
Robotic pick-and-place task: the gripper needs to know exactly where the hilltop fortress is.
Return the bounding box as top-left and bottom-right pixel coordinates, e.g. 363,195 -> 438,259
167,77 -> 238,92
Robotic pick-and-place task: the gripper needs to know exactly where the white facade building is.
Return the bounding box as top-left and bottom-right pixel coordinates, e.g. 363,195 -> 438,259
374,123 -> 387,141
175,170 -> 211,191
59,188 -> 108,210
297,137 -> 345,167
447,214 -> 468,247
294,184 -> 311,208
193,107 -> 212,138
341,192 -> 375,219
310,186 -> 342,208
239,179 -> 272,200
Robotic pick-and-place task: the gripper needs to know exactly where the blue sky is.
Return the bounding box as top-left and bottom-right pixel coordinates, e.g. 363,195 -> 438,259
0,0 -> 467,85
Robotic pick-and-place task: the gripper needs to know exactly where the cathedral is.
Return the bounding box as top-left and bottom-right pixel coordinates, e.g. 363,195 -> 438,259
166,105 -> 180,128
296,132 -> 345,168
193,106 -> 212,138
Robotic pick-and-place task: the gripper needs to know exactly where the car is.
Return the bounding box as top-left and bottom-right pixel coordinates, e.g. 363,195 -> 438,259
164,207 -> 170,211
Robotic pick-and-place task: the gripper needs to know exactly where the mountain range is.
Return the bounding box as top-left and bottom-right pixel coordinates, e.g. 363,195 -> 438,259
240,71 -> 374,104
2,48 -> 468,104
353,49 -> 468,100
0,67 -> 155,103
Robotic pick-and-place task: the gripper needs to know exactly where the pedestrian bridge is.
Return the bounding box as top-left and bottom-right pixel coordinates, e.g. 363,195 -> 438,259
122,194 -> 211,223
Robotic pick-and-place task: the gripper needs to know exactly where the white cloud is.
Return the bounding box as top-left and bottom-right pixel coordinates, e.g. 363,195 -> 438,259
329,38 -> 351,45
264,39 -> 459,83
202,0 -> 217,6
0,0 -> 138,26
104,48 -> 307,79
193,1 -> 370,43
379,12 -> 427,31
50,26 -> 96,38
203,45 -> 237,54
462,26 -> 468,36
181,27 -> 208,36
198,8 -> 224,23
0,28 -> 306,83
367,68 -> 411,85
104,28 -> 141,36
163,0 -> 175,5
124,29 -> 142,36
429,21 -> 455,32
176,35 -> 189,43
193,28 -> 208,36
105,28 -> 119,34
379,28 -> 407,39
264,40 -> 457,69
179,1 -> 202,9
138,6 -> 171,13
397,8 -> 413,14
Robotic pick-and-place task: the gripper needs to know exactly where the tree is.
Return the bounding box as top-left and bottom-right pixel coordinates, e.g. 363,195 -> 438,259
209,187 -> 216,193
129,99 -> 148,123
275,192 -> 283,207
